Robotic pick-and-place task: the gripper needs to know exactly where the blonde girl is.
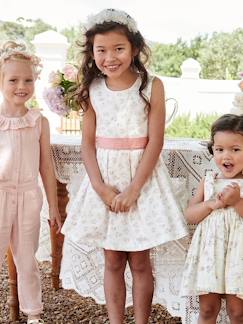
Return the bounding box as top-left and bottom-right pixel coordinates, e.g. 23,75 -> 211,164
0,41 -> 61,324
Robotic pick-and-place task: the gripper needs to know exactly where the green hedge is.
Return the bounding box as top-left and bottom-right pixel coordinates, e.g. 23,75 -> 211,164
165,113 -> 220,140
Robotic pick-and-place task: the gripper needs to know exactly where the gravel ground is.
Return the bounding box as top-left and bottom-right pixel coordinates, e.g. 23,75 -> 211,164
0,261 -> 182,324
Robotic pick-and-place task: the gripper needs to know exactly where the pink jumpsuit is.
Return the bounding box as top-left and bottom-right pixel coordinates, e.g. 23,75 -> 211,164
0,109 -> 43,315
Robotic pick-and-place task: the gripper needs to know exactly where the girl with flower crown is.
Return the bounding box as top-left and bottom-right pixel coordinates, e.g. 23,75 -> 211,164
60,8 -> 188,323
0,41 -> 61,324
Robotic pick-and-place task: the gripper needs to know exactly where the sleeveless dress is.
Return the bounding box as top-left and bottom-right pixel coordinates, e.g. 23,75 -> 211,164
180,172 -> 243,299
61,76 -> 188,250
60,76 -> 189,306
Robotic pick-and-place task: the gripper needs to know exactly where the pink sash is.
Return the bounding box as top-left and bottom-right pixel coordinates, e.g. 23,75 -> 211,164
96,137 -> 148,150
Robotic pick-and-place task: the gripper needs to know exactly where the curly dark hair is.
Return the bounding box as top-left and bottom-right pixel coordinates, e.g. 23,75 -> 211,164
208,114 -> 243,154
76,21 -> 151,112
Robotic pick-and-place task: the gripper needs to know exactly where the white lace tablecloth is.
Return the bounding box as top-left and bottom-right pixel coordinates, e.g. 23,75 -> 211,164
37,135 -> 229,324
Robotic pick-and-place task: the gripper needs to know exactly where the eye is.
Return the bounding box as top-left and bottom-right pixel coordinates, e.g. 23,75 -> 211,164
116,47 -> 124,52
96,48 -> 104,53
215,148 -> 223,152
233,148 -> 240,152
26,79 -> 33,83
9,79 -> 16,82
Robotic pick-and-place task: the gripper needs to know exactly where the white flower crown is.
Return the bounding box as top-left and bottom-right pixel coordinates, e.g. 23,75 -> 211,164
0,45 -> 42,75
86,8 -> 138,34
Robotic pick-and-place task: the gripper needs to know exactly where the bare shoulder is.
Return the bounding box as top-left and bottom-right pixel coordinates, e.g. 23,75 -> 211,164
41,115 -> 49,125
41,116 -> 50,130
40,116 -> 51,140
151,76 -> 164,95
150,76 -> 165,104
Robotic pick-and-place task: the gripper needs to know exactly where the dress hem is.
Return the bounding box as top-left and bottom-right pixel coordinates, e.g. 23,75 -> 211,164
64,229 -> 189,252
181,290 -> 243,300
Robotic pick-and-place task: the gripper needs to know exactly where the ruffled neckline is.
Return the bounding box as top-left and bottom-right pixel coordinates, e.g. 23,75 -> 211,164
0,109 -> 41,130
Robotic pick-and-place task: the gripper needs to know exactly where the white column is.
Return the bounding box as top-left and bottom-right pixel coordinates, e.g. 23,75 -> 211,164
178,58 -> 202,117
180,58 -> 201,80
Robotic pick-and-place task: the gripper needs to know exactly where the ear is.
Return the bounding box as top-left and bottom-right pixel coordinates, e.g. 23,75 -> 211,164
133,48 -> 139,57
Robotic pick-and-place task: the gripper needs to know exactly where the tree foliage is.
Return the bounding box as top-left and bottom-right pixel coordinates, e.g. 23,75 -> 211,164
165,113 -> 220,139
198,29 -> 243,79
61,24 -> 83,63
150,36 -> 206,77
0,18 -> 55,45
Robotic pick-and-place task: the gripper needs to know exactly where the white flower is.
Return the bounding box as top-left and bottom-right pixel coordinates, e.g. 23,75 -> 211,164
86,8 -> 138,34
48,70 -> 63,86
0,45 -> 42,76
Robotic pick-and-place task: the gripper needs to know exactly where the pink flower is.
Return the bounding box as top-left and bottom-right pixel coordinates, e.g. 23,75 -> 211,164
63,64 -> 78,82
43,64 -> 79,116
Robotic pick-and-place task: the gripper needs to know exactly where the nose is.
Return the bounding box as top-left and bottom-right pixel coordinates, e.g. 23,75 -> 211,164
17,81 -> 26,89
106,51 -> 116,61
222,150 -> 232,160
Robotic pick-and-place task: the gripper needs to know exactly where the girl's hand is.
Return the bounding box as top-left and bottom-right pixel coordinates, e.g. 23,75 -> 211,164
48,206 -> 62,234
97,183 -> 120,209
219,182 -> 241,206
211,196 -> 226,210
111,186 -> 140,213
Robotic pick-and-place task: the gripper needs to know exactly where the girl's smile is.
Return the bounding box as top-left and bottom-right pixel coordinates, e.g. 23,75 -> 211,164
0,60 -> 35,114
93,31 -> 136,86
213,131 -> 243,178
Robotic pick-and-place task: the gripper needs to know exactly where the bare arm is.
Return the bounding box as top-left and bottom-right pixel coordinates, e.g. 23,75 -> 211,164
130,77 -> 165,191
111,77 -> 165,212
233,199 -> 243,216
39,117 -> 61,232
82,104 -> 119,207
185,178 -> 225,224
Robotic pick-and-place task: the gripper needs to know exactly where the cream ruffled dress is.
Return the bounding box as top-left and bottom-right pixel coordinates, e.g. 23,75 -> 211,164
180,172 -> 243,299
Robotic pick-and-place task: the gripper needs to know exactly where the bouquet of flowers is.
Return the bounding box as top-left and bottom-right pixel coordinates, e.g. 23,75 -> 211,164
43,64 -> 79,116
239,71 -> 243,91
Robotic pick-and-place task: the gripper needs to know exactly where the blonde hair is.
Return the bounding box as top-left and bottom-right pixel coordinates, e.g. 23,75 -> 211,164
0,41 -> 42,78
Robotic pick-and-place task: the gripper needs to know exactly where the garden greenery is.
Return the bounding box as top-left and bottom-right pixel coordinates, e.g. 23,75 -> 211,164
165,113 -> 220,139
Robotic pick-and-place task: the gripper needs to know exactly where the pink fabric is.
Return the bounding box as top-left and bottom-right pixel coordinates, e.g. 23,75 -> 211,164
96,136 -> 148,150
0,181 -> 38,192
0,110 -> 43,315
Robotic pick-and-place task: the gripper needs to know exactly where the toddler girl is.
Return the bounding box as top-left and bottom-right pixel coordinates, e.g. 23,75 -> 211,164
181,114 -> 243,324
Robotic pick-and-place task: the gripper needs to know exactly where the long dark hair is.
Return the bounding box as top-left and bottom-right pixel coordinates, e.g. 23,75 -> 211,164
76,22 -> 151,112
208,114 -> 243,154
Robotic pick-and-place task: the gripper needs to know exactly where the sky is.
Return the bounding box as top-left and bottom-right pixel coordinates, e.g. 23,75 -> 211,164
1,0 -> 243,44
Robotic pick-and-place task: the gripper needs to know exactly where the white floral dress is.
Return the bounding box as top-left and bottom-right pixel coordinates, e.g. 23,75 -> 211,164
180,172 -> 243,299
61,76 -> 188,251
